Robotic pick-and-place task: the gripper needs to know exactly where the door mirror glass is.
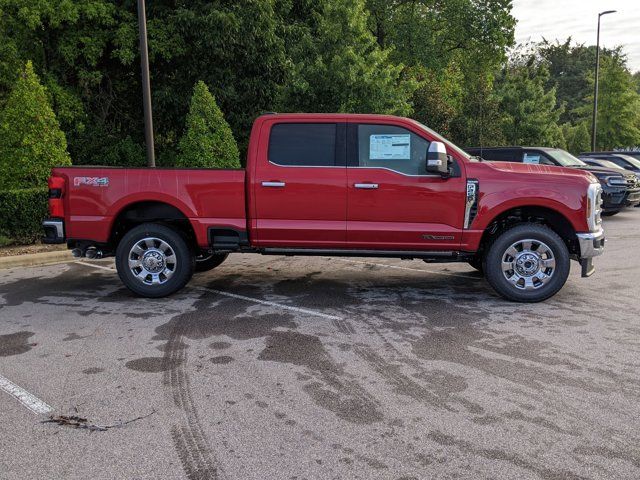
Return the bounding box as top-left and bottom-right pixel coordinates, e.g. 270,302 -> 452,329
427,141 -> 449,176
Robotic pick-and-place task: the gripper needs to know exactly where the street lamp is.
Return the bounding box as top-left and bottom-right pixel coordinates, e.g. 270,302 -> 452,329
591,10 -> 616,152
137,0 -> 155,167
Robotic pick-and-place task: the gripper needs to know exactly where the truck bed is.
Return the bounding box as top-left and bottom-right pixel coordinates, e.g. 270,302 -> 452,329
52,167 -> 247,247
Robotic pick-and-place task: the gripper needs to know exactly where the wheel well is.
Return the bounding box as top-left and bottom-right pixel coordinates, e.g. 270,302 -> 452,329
477,206 -> 579,257
110,201 -> 197,252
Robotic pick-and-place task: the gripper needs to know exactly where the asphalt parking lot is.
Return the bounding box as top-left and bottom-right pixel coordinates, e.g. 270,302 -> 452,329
1,212 -> 639,480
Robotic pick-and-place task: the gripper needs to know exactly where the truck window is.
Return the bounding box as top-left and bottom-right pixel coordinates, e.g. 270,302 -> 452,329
268,123 -> 337,166
523,150 -> 555,166
356,124 -> 430,175
471,149 -> 519,162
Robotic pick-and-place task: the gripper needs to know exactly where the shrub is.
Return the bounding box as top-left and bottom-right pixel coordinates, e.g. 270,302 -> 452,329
0,188 -> 49,244
0,61 -> 71,190
176,81 -> 240,169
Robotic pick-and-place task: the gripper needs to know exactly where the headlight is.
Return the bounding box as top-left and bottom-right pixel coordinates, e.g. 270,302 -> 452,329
604,176 -> 627,187
586,183 -> 602,232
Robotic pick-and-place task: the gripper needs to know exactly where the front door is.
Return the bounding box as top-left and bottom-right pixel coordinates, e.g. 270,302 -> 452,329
253,121 -> 347,247
346,122 -> 466,250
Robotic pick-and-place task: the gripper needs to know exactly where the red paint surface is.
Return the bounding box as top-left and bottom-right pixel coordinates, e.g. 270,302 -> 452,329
50,113 -> 595,252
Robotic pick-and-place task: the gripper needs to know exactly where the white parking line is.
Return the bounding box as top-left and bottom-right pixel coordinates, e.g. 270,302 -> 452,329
0,374 -> 53,415
76,261 -> 342,320
335,258 -> 479,279
75,261 -> 114,271
194,287 -> 342,320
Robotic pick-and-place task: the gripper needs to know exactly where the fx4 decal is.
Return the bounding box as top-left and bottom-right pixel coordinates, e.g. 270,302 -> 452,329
74,177 -> 109,187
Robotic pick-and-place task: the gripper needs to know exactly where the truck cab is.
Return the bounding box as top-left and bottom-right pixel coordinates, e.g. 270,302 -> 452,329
43,114 -> 605,303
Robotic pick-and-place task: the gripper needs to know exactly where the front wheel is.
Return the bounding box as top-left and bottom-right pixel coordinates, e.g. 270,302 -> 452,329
116,223 -> 194,298
484,224 -> 570,303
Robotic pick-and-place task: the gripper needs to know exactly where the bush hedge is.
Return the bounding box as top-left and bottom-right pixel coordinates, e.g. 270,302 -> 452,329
0,188 -> 49,244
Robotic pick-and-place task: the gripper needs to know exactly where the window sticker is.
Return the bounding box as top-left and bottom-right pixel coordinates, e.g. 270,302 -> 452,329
523,153 -> 540,164
369,134 -> 410,160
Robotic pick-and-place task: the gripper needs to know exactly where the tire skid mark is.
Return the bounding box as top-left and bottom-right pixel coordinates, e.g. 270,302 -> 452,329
163,321 -> 223,480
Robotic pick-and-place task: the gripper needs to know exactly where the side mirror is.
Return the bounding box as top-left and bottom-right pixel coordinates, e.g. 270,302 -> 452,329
427,141 -> 449,176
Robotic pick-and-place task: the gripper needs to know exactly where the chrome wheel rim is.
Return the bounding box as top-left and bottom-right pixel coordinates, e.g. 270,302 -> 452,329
501,239 -> 555,290
128,237 -> 177,285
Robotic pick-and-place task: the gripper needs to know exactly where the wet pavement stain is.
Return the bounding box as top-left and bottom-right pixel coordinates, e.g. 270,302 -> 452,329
82,367 -> 104,375
0,331 -> 36,356
62,333 -> 87,341
0,265 -> 114,307
210,356 -> 234,364
427,431 -> 587,480
126,356 -> 180,373
209,341 -> 231,350
259,330 -> 384,424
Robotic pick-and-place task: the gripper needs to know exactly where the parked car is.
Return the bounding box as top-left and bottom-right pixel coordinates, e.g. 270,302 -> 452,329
579,152 -> 640,178
581,150 -> 640,161
43,114 -> 605,303
465,146 -> 640,215
581,158 -> 628,170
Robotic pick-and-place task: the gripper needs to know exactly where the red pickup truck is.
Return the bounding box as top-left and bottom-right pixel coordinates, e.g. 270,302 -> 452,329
43,113 -> 605,302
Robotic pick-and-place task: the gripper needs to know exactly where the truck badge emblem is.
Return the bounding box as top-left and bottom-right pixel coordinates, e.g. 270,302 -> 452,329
74,177 -> 109,187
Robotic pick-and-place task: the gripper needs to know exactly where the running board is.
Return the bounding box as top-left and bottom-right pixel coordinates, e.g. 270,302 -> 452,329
261,248 -> 468,260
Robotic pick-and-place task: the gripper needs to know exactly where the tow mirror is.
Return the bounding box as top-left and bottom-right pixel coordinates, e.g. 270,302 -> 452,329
427,141 -> 449,176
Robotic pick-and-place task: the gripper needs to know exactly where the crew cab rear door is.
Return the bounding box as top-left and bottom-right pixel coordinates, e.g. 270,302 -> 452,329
252,118 -> 347,247
346,121 -> 466,250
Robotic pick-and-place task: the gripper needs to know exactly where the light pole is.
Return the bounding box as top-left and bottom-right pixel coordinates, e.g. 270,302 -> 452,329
137,0 -> 155,167
591,10 -> 616,152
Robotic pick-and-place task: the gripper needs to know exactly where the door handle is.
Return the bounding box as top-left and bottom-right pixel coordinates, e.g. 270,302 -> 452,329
354,183 -> 378,189
262,181 -> 286,188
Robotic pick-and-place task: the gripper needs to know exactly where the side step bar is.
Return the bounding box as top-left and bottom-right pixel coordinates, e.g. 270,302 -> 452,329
261,248 -> 469,261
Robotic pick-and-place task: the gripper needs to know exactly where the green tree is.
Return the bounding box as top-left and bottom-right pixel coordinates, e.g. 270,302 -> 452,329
583,56 -> 640,150
494,57 -> 565,147
0,61 -> 71,189
364,0 -> 515,145
562,122 -> 590,154
277,0 -> 414,115
177,81 -> 240,169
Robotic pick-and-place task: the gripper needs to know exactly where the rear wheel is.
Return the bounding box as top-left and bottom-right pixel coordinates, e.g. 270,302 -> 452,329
116,223 -> 194,298
484,224 -> 570,303
195,253 -> 229,272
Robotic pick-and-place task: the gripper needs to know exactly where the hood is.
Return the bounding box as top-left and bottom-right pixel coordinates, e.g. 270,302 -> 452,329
572,164 -> 627,176
480,161 -> 597,182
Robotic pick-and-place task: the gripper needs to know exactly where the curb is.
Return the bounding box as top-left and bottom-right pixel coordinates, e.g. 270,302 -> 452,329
0,250 -> 73,270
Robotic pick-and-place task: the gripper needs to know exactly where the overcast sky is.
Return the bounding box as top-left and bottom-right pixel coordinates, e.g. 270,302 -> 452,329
512,0 -> 640,72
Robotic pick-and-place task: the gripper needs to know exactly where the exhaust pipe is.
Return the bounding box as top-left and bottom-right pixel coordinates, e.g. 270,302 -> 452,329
85,247 -> 103,260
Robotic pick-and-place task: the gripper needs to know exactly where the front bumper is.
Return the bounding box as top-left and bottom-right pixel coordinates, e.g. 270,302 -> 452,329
576,227 -> 605,277
42,219 -> 65,244
625,188 -> 640,207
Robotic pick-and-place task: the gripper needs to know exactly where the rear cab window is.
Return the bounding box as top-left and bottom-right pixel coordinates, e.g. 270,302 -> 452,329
268,123 -> 343,167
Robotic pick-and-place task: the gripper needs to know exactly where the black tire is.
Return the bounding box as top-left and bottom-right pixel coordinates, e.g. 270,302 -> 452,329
601,211 -> 619,217
484,223 -> 570,303
195,253 -> 229,272
467,257 -> 484,274
115,223 -> 195,298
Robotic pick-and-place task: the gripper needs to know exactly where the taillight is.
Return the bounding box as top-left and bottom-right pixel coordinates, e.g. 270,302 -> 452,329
48,176 -> 65,218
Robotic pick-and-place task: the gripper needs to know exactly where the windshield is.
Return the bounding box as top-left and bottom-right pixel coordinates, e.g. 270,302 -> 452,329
590,159 -> 622,170
616,155 -> 640,169
413,121 -> 472,160
546,149 -> 587,167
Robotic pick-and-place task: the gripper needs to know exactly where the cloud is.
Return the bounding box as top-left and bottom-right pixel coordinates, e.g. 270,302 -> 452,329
512,0 -> 640,72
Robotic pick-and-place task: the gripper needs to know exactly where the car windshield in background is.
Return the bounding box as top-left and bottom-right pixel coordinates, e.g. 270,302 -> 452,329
616,155 -> 640,169
547,149 -> 587,167
591,159 -> 624,170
